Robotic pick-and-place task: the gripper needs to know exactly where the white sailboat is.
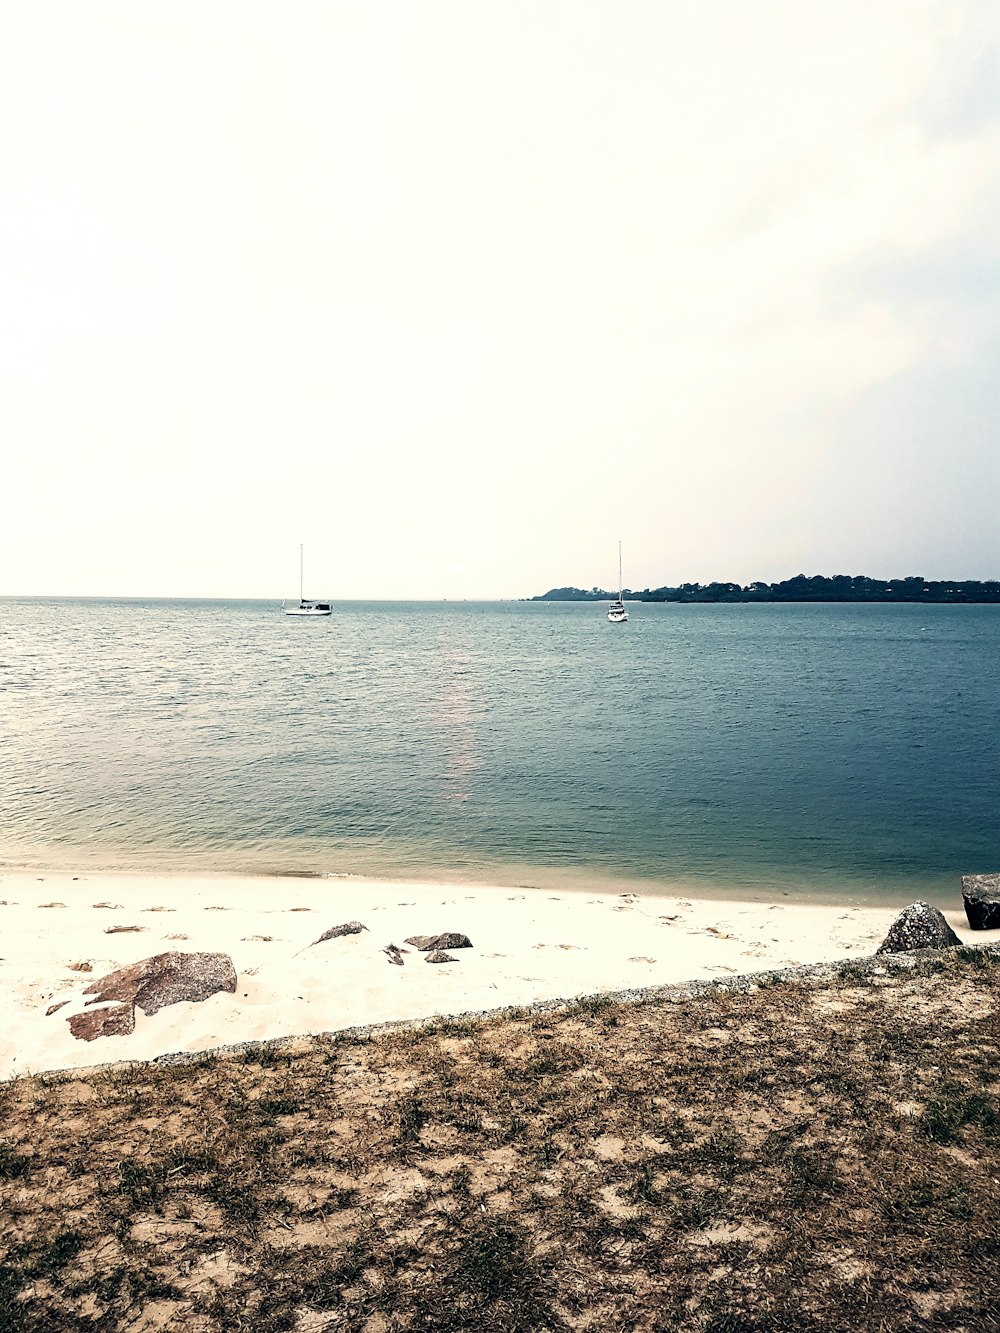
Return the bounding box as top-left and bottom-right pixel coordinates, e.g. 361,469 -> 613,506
608,542 -> 628,623
284,544 -> 332,616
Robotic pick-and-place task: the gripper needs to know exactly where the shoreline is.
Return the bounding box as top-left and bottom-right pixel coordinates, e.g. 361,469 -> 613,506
0,853 -> 968,909
2,868 -> 993,1081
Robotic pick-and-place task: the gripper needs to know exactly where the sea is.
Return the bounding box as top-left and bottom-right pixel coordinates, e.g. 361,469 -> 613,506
2,597 -> 997,906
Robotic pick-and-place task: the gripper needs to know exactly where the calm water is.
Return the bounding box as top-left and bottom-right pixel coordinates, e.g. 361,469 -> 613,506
1,598 -> 997,904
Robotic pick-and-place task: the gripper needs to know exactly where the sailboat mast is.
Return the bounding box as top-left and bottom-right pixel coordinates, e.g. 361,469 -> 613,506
618,541 -> 623,599
300,543 -> 304,603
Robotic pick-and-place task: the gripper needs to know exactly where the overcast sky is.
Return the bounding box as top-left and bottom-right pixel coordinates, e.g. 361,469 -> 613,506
2,1 -> 998,598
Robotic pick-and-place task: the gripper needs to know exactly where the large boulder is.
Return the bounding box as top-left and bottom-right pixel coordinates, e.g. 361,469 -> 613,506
82,950 -> 236,1016
67,951 -> 237,1041
404,933 -> 472,952
962,875 -> 1000,931
876,903 -> 961,955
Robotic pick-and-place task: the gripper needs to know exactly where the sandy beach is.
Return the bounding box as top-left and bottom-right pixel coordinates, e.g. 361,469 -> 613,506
0,869 -> 989,1080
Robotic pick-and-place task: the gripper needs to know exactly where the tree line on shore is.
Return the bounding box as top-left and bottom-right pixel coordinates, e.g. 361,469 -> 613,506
533,574 -> 1000,603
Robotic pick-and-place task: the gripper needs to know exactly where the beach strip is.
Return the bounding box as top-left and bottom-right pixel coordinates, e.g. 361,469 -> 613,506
0,870 -> 988,1080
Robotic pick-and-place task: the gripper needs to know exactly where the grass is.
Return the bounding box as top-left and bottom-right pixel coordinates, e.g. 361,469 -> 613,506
396,1092 -> 426,1145
1,947 -> 1000,1330
445,1218 -> 563,1330
921,1084 -> 1000,1144
0,1142 -> 33,1182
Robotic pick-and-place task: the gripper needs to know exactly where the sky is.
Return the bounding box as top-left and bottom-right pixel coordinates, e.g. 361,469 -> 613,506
2,1 -> 998,599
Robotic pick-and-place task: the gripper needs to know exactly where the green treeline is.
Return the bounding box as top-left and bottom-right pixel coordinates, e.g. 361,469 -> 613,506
533,575 -> 1000,603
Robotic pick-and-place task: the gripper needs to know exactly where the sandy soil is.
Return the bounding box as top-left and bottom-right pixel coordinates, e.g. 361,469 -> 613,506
3,946 -> 1000,1330
0,869 -> 984,1079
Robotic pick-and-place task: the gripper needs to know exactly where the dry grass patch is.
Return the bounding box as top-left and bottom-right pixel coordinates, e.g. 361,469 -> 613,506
2,950 -> 1000,1329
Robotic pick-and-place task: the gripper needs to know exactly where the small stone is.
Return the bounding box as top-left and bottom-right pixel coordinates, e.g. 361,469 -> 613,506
876,902 -> 961,955
384,944 -> 405,966
311,921 -> 368,946
69,1003 -> 135,1042
404,933 -> 472,952
962,874 -> 1000,931
425,950 -> 457,964
46,1001 -> 69,1016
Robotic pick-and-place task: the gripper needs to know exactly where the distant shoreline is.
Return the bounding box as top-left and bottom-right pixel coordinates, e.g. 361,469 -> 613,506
3,584 -> 999,605
533,574 -> 1000,604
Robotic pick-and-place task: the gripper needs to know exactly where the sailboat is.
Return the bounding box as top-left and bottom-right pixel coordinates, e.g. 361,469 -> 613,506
608,542 -> 628,623
284,544 -> 332,616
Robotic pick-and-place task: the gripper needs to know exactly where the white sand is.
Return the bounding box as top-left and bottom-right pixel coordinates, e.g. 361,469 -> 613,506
0,870 -> 989,1080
